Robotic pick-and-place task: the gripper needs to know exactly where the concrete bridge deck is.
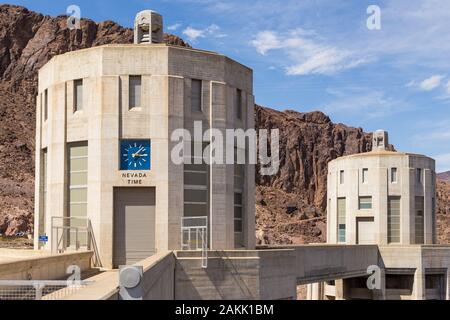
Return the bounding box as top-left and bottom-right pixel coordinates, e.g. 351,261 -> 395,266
50,245 -> 379,300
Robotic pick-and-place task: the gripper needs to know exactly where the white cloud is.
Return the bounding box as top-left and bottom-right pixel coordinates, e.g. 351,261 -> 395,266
183,27 -> 204,41
250,28 -> 367,76
321,88 -> 409,119
433,153 -> 450,173
418,75 -> 445,91
182,24 -> 226,42
250,31 -> 282,55
167,23 -> 182,31
445,80 -> 450,94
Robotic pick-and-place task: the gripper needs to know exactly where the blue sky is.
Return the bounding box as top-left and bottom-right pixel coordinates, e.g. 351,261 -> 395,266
7,0 -> 450,172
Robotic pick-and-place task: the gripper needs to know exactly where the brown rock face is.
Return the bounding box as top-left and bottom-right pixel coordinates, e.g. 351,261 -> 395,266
437,179 -> 450,243
0,4 -> 188,236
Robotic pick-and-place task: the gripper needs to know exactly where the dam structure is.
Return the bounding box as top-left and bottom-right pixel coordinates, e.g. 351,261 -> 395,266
1,10 -> 446,300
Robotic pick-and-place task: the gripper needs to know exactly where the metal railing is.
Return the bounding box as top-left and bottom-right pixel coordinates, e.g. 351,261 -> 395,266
181,216 -> 208,268
0,280 -> 92,300
51,217 -> 103,267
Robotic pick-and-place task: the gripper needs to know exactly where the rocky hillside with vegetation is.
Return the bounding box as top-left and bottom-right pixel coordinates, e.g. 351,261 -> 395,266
0,4 -> 449,246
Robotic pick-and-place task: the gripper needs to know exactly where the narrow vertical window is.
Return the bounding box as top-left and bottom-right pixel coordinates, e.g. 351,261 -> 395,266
432,197 -> 436,244
235,88 -> 242,120
417,168 -> 422,184
68,142 -> 88,247
337,198 -> 346,243
39,148 -> 48,240
362,168 -> 368,183
388,196 -> 401,243
415,196 -> 424,244
191,79 -> 202,112
44,89 -> 48,121
129,76 -> 142,109
182,141 -> 210,249
339,170 -> 344,184
391,167 -> 398,183
234,147 -> 245,248
74,79 -> 83,112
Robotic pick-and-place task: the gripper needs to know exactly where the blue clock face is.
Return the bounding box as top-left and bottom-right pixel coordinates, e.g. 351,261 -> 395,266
120,140 -> 151,170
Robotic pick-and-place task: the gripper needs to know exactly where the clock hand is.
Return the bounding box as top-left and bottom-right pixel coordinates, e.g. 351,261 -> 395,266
132,147 -> 145,158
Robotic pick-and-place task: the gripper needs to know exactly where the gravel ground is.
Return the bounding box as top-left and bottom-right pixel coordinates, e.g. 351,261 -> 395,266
0,237 -> 33,249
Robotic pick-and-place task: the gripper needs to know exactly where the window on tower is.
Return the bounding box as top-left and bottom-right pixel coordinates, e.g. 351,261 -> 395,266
74,79 -> 83,112
129,76 -> 142,109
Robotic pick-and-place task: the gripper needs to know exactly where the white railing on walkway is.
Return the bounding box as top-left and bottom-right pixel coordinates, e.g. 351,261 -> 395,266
181,216 -> 208,268
51,217 -> 102,267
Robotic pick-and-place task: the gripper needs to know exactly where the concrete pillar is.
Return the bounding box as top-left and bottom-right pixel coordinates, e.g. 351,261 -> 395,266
400,167 -> 412,244
446,268 -> 450,300
88,76 -> 120,268
413,268 -> 426,300
306,283 -> 323,300
327,170 -> 337,244
47,82 -> 68,252
347,169 -> 359,244
377,168 -> 388,245
409,168 -> 416,244
424,169 -> 433,244
150,75 -> 172,252
209,81 -> 228,249
373,268 -> 386,300
335,279 -> 345,300
167,75 -> 184,250
306,283 -> 312,300
34,93 -> 43,250
245,93 -> 256,249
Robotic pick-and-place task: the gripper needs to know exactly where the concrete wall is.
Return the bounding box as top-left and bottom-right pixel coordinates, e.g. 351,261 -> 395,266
174,246 -> 379,300
0,251 -> 92,280
174,250 -> 297,300
141,252 -> 176,300
379,245 -> 450,300
175,251 -> 261,300
61,251 -> 175,300
263,245 -> 379,284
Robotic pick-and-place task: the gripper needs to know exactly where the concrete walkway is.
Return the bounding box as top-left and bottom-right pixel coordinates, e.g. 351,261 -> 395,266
0,249 -> 53,263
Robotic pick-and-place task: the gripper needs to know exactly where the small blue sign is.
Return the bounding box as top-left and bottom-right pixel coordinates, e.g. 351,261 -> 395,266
39,235 -> 48,242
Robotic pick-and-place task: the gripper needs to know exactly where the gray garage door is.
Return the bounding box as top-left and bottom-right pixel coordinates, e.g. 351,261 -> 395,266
113,187 -> 156,267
